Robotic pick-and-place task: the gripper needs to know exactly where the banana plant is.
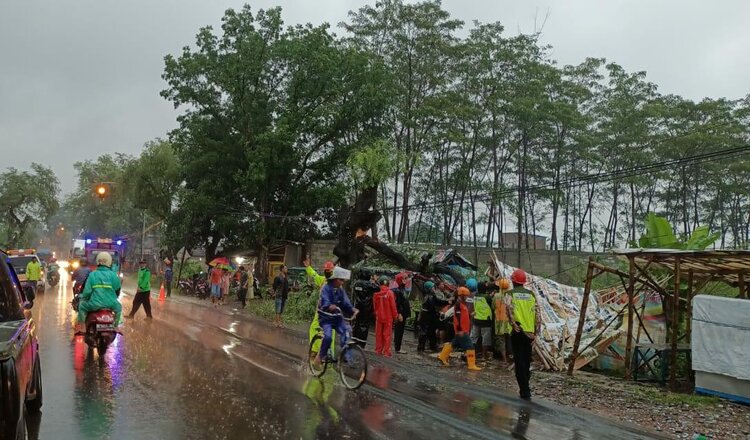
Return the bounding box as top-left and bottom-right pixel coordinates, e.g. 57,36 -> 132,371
634,213 -> 719,250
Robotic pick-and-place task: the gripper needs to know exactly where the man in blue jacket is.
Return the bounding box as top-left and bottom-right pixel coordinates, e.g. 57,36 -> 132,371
313,266 -> 359,368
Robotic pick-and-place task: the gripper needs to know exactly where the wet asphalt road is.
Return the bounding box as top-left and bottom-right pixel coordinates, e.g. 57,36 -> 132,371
28,270 -> 663,440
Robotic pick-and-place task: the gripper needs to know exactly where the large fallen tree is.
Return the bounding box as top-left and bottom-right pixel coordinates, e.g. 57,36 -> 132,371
332,186 -> 466,286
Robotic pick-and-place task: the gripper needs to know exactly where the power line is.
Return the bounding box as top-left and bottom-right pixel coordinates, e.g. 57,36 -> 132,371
375,144 -> 750,215
175,144 -> 750,225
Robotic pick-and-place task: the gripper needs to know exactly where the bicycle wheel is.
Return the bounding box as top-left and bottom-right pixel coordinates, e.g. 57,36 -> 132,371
308,335 -> 327,377
338,344 -> 367,390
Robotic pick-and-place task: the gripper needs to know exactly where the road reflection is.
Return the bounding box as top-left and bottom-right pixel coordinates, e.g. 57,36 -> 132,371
72,335 -> 119,439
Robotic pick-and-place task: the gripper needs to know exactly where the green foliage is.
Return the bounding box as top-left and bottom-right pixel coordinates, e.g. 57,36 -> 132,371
247,286 -> 319,325
62,153 -> 139,237
161,5 -> 388,267
0,164 -> 60,248
347,139 -> 398,191
174,259 -> 204,280
128,139 -> 181,221
683,226 -> 721,250
637,213 -> 679,248
635,213 -> 719,250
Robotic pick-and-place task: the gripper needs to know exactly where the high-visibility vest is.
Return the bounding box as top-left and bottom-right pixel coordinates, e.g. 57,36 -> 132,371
474,296 -> 492,321
510,287 -> 537,333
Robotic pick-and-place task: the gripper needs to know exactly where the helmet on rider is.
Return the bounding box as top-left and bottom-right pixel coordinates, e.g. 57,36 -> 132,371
323,261 -> 335,272
378,275 -> 390,286
96,252 -> 113,267
457,286 -> 470,297
423,280 -> 435,291
466,278 -> 478,292
331,266 -> 351,281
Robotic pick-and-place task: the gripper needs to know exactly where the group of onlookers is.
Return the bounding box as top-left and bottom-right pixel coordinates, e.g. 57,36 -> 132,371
208,264 -> 255,308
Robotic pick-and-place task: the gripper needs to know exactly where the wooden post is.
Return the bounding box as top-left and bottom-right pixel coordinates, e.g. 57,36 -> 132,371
568,258 -> 595,376
686,271 -> 695,343
670,257 -> 681,390
740,273 -> 748,299
686,270 -> 695,382
624,256 -> 636,380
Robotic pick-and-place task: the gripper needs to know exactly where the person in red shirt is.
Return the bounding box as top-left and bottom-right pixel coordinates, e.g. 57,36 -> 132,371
209,266 -> 223,307
437,286 -> 482,371
373,276 -> 400,357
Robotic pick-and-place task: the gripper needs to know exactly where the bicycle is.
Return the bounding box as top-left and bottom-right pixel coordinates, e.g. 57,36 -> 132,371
308,317 -> 368,390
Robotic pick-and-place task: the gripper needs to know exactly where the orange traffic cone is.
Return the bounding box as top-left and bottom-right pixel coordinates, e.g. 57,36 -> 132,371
158,282 -> 166,303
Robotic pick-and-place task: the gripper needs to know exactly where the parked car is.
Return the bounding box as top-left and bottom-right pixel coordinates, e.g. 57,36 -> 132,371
0,249 -> 43,439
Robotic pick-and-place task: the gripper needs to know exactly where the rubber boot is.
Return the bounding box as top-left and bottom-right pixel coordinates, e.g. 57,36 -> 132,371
437,343 -> 453,366
467,349 -> 482,371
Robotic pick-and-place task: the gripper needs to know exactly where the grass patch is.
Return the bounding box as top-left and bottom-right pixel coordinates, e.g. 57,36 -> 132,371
631,386 -> 720,407
245,287 -> 319,326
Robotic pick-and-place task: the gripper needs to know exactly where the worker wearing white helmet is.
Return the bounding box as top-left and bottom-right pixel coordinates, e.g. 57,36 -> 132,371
77,252 -> 123,327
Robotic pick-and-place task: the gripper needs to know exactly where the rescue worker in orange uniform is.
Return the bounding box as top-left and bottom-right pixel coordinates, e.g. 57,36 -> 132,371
437,286 -> 482,371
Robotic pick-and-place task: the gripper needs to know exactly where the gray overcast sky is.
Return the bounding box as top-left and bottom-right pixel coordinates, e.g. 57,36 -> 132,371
1,0 -> 748,195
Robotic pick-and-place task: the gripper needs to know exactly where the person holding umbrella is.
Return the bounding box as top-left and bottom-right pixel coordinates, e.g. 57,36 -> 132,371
208,259 -> 224,307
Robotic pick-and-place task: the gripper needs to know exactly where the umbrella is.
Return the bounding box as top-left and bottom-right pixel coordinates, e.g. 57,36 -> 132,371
208,257 -> 231,267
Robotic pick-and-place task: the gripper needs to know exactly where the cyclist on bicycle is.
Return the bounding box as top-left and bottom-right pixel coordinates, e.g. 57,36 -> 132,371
313,266 -> 358,368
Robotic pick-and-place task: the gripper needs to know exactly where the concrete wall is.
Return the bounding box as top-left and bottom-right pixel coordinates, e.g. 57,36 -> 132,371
305,240 -> 339,269
304,239 -> 599,283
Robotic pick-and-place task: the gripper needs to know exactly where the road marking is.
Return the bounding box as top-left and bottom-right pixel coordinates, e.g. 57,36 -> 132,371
233,352 -> 288,378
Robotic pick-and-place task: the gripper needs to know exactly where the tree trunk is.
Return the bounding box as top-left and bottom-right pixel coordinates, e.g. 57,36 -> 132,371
381,182 -> 391,241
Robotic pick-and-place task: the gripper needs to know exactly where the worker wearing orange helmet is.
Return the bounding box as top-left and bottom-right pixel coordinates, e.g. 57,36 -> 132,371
437,286 -> 482,371
304,258 -> 336,355
507,268 -> 541,400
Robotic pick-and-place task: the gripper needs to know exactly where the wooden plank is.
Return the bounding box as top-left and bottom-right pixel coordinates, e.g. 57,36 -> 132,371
670,257 -> 681,390
572,333 -> 621,371
686,270 -> 695,382
568,258 -> 595,376
625,256 -> 636,380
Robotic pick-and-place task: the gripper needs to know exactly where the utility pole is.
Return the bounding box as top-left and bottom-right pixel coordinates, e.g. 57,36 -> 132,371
141,211 -> 146,261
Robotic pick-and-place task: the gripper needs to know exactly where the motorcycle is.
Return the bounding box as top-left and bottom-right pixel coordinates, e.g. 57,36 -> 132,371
47,270 -> 60,287
178,273 -> 210,299
71,295 -> 119,353
82,309 -> 119,354
22,281 -> 36,304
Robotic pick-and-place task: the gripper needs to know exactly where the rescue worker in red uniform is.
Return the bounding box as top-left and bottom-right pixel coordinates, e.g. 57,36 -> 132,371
373,276 -> 399,357
437,286 -> 482,371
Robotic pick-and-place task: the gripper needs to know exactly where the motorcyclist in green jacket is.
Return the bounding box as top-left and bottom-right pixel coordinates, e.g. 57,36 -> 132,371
46,257 -> 60,275
77,252 -> 123,327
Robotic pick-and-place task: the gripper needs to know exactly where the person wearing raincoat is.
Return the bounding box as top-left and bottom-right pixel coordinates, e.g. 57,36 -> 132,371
437,286 -> 482,371
304,259 -> 335,355
373,276 -> 398,357
313,267 -> 358,368
77,252 -> 122,328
